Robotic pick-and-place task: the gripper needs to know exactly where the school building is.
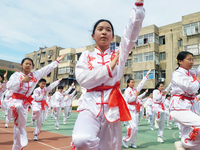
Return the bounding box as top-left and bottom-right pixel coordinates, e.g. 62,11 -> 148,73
25,11 -> 200,97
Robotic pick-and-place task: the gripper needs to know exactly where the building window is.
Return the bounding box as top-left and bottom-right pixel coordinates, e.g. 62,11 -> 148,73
133,70 -> 155,80
48,60 -> 52,64
124,74 -> 132,83
58,67 -> 74,74
61,53 -> 75,62
110,42 -> 120,50
184,44 -> 200,55
125,59 -> 132,67
159,36 -> 165,45
47,72 -> 51,77
48,50 -> 53,58
178,39 -> 183,47
41,52 -> 46,57
9,65 -> 14,68
159,52 -> 166,60
40,63 -> 44,67
160,70 -> 166,78
183,22 -> 199,36
133,52 -> 156,63
137,33 -> 157,46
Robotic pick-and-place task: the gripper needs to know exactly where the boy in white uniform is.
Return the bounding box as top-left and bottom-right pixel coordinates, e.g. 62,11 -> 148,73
31,78 -> 61,141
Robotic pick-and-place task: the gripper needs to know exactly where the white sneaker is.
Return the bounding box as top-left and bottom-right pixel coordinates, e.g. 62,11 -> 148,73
155,120 -> 159,129
131,143 -> 137,148
55,127 -> 59,130
174,141 -> 185,150
157,137 -> 164,143
5,123 -> 8,128
31,119 -> 35,127
122,139 -> 129,148
33,135 -> 38,141
63,121 -> 66,125
150,128 -> 154,131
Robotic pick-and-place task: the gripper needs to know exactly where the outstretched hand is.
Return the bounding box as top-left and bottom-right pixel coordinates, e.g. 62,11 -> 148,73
146,69 -> 152,77
4,70 -> 8,81
59,78 -> 63,82
56,54 -> 65,61
110,51 -> 119,70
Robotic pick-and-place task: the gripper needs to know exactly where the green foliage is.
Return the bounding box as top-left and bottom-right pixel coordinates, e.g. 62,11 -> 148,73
72,105 -> 78,110
0,69 -> 15,82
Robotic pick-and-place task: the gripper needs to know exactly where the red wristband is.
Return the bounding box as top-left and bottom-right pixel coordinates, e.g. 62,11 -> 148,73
56,60 -> 60,63
135,2 -> 143,6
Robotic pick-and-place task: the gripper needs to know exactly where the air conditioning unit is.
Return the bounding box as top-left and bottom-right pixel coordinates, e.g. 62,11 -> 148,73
69,72 -> 74,75
70,60 -> 74,63
159,78 -> 165,82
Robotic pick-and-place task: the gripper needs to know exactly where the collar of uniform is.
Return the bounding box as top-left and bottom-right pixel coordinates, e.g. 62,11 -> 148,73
95,47 -> 110,54
179,67 -> 190,76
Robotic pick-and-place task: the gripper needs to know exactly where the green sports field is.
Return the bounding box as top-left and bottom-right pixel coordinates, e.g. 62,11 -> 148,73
0,109 -> 179,150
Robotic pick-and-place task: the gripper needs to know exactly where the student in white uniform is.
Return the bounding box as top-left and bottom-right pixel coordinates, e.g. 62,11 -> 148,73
6,55 -> 65,150
52,83 -> 73,130
63,89 -> 76,124
122,74 -> 150,149
151,82 -> 171,143
170,51 -> 200,150
145,93 -> 153,126
31,78 -> 61,141
164,94 -> 171,130
44,93 -> 52,121
71,1 -> 145,149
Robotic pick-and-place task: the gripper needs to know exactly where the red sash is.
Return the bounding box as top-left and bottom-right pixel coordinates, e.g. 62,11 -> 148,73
128,101 -> 141,112
87,81 -> 131,121
37,100 -> 49,110
173,95 -> 195,101
154,102 -> 165,110
12,93 -> 33,106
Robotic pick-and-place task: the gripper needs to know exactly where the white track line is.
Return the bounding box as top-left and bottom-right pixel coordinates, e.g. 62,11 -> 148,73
0,128 -> 59,150
172,130 -> 179,140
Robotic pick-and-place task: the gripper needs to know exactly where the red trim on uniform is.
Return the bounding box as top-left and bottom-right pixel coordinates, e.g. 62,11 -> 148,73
185,126 -> 199,143
124,127 -> 132,141
10,105 -> 18,126
56,60 -> 60,63
37,100 -> 49,110
106,65 -> 113,78
71,142 -> 75,150
135,2 -> 143,6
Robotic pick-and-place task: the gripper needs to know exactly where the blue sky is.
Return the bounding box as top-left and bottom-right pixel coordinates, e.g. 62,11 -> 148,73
0,0 -> 200,63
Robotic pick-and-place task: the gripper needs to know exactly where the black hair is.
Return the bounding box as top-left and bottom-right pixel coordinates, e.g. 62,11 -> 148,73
166,94 -> 171,98
92,19 -> 114,37
177,51 -> 193,67
127,78 -> 134,88
155,82 -> 164,89
58,86 -> 64,90
21,57 -> 34,67
0,73 -> 3,78
38,78 -> 46,83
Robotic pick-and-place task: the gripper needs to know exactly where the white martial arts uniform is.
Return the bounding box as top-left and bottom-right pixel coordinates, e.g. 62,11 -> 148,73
44,96 -> 52,121
63,90 -> 76,123
170,66 -> 200,150
151,84 -> 171,138
6,60 -> 59,150
72,4 -> 145,150
31,80 -> 60,136
164,98 -> 171,127
145,97 -> 153,124
52,86 -> 72,128
122,77 -> 147,146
